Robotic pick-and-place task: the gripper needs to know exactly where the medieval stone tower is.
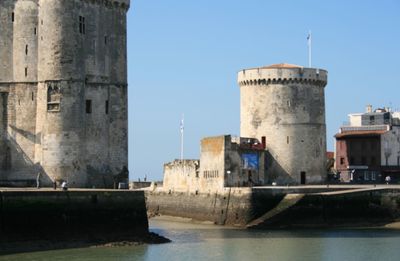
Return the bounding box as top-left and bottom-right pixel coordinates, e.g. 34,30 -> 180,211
237,64 -> 328,184
0,0 -> 130,187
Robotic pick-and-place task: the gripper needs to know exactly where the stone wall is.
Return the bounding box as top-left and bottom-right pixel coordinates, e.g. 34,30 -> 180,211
0,189 -> 148,241
199,136 -> 227,191
163,159 -> 200,192
163,135 -> 266,192
146,187 -> 257,226
146,187 -> 400,228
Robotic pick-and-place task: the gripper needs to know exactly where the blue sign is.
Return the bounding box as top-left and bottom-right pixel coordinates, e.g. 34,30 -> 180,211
242,153 -> 259,170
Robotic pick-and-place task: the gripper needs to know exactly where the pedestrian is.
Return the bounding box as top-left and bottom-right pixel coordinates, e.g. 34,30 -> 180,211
53,180 -> 57,190
385,175 -> 391,185
61,181 -> 68,191
36,172 -> 41,189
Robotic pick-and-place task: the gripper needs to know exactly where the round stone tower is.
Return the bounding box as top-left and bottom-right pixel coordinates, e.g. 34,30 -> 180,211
34,0 -> 130,187
36,0 -> 87,186
237,63 -> 328,184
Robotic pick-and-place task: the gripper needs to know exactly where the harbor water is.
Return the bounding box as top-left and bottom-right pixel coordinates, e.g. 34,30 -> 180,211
2,217 -> 400,261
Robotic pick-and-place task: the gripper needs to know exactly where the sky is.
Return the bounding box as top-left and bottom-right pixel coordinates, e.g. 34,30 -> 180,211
127,0 -> 400,182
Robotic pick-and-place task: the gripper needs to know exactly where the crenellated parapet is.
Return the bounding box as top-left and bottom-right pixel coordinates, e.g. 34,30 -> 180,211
82,0 -> 130,11
237,63 -> 327,88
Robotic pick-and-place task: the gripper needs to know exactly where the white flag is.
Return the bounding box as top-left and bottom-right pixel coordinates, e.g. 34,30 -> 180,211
180,117 -> 184,134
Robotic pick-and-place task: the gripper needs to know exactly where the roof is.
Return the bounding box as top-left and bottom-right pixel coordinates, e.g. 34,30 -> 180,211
261,63 -> 303,69
335,130 -> 387,139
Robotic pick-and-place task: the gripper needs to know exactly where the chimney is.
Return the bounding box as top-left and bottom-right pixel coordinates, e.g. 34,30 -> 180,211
366,104 -> 372,113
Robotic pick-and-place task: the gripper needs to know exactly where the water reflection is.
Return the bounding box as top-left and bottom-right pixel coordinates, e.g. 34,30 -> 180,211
2,218 -> 400,261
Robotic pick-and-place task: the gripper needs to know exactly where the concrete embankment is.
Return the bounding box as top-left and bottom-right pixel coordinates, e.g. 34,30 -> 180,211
146,186 -> 400,228
0,189 -> 152,249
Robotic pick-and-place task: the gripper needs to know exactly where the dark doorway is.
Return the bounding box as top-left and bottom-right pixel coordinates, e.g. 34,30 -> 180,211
300,171 -> 306,185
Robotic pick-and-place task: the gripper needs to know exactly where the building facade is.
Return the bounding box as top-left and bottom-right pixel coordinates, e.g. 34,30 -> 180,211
163,135 -> 265,193
335,106 -> 400,182
0,0 -> 130,187
237,63 -> 328,184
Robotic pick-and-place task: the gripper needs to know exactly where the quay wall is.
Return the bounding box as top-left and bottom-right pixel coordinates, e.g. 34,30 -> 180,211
0,189 -> 149,241
146,188 -> 286,226
146,187 -> 400,228
255,188 -> 400,228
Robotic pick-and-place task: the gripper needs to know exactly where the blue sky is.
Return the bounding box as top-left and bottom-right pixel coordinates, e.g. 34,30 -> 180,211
127,0 -> 400,181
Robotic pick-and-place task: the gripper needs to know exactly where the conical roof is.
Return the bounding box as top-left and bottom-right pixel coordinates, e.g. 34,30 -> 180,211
261,63 -> 303,69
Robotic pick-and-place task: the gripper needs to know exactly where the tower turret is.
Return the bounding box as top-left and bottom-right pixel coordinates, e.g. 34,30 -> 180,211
237,63 -> 328,184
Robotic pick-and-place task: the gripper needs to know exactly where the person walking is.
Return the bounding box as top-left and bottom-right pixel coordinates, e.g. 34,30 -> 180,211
36,172 -> 41,189
61,181 -> 68,191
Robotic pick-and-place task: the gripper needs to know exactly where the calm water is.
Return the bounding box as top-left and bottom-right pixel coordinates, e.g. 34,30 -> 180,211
2,218 -> 400,261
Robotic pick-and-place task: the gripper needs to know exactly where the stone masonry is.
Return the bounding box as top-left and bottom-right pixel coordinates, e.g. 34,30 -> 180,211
0,0 -> 130,187
238,63 -> 328,184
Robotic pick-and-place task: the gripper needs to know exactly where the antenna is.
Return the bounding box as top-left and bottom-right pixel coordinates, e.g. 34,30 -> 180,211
307,30 -> 312,67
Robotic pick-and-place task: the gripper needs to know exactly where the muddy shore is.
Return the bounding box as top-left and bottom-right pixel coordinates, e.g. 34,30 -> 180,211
0,232 -> 170,255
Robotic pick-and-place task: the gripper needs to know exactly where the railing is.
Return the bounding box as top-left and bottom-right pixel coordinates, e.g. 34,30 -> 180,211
340,125 -> 389,132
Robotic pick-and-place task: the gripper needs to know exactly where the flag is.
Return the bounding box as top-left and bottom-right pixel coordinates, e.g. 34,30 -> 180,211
307,31 -> 311,47
180,117 -> 184,134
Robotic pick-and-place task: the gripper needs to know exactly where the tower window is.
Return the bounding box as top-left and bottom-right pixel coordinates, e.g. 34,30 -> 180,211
86,100 -> 92,114
25,45 -> 28,55
25,67 -> 28,77
47,83 -> 61,112
79,16 -> 86,34
34,27 -> 36,35
11,12 -> 14,22
340,157 -> 344,165
105,100 -> 109,114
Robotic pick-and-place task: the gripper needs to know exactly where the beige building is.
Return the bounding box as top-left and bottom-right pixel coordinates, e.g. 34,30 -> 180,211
163,135 -> 265,193
0,0 -> 130,187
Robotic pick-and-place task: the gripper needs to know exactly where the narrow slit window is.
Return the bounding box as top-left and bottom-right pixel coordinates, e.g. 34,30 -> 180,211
34,27 -> 36,35
86,100 -> 92,114
31,92 -> 34,101
104,35 -> 108,45
287,136 -> 289,144
25,67 -> 28,77
79,16 -> 86,34
25,45 -> 28,55
105,100 -> 109,114
11,12 -> 14,22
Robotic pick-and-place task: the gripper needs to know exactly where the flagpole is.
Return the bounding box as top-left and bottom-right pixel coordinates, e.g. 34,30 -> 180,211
180,114 -> 184,161
308,30 -> 312,68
